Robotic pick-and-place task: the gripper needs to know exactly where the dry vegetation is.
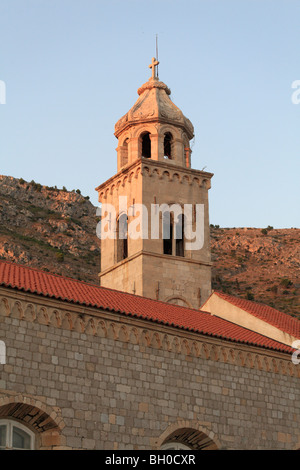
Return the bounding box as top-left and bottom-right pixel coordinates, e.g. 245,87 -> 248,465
0,175 -> 299,318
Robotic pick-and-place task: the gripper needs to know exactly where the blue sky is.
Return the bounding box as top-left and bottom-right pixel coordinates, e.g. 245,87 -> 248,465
0,0 -> 299,228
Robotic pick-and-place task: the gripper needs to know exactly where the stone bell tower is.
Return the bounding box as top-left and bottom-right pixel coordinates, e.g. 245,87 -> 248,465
96,58 -> 213,308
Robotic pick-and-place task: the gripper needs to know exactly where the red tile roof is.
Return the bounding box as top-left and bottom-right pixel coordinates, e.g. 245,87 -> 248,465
212,291 -> 300,339
0,260 -> 297,354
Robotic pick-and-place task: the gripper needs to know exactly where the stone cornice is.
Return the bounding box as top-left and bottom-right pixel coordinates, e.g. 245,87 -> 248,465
140,157 -> 214,179
0,286 -> 298,378
95,157 -> 213,200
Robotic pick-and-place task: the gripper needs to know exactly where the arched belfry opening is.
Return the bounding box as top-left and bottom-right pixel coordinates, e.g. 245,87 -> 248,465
160,427 -> 218,450
141,132 -> 151,158
163,132 -> 173,159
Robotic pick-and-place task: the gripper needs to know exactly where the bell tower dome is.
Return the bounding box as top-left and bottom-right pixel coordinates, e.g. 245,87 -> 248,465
96,59 -> 213,308
115,57 -> 194,170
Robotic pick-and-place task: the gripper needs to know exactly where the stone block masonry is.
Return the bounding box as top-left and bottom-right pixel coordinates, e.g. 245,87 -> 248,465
0,288 -> 299,450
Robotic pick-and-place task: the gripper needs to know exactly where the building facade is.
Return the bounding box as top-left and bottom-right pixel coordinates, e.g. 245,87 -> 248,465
0,261 -> 299,450
0,60 -> 299,451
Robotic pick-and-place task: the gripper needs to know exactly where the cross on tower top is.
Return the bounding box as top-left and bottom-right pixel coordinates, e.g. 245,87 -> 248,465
149,57 -> 159,79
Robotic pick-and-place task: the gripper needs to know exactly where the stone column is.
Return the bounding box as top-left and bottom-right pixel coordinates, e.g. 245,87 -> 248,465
184,147 -> 192,168
172,138 -> 184,165
129,137 -> 139,165
149,133 -> 159,161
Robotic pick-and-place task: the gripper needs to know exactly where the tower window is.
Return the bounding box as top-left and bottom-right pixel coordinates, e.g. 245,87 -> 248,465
163,212 -> 173,255
117,214 -> 128,262
162,212 -> 185,257
141,132 -> 151,158
164,132 -> 172,159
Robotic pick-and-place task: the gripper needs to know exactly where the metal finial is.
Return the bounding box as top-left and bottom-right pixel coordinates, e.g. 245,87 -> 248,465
156,34 -> 159,78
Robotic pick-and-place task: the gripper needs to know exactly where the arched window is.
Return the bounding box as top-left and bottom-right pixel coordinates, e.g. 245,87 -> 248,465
0,420 -> 35,450
159,427 -> 219,450
141,132 -> 151,158
117,214 -> 128,262
164,132 -> 173,159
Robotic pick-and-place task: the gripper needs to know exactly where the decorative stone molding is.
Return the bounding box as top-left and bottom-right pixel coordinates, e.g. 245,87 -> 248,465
141,164 -> 211,188
0,292 -> 298,378
97,165 -> 142,202
96,158 -> 213,203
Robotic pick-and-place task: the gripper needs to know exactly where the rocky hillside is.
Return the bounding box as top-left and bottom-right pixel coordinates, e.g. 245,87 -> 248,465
0,175 -> 100,283
211,225 -> 299,318
0,175 -> 299,318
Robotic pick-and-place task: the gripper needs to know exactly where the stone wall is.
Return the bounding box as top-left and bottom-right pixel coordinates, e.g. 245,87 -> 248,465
0,288 -> 299,450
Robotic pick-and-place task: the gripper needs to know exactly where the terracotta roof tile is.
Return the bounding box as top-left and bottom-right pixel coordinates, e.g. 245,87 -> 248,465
213,291 -> 300,339
0,260 -> 297,354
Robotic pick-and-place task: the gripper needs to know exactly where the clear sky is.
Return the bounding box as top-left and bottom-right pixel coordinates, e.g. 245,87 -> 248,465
0,0 -> 299,228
